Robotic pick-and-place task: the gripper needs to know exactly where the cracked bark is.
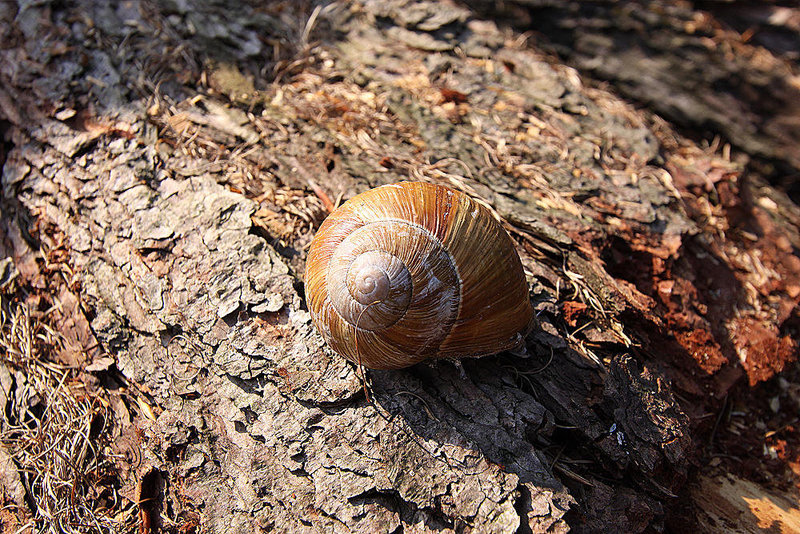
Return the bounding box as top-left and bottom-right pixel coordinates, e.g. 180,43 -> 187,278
463,0 -> 800,202
1,0 -> 797,532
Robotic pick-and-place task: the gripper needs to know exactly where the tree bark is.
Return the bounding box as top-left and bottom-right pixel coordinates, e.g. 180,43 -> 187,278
1,0 -> 798,532
463,0 -> 800,202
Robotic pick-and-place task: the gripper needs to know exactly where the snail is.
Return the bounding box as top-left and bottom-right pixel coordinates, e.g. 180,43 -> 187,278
304,181 -> 533,370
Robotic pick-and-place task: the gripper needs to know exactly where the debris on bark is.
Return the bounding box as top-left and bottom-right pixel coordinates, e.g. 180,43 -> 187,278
0,0 -> 797,532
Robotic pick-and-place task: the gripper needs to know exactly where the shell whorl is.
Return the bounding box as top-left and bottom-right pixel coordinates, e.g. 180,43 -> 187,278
326,220 -> 459,333
305,182 -> 533,370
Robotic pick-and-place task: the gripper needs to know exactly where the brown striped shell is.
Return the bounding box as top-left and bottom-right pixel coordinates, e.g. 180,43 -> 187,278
304,182 -> 533,369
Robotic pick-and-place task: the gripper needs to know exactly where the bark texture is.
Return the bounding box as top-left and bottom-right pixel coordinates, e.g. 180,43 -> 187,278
464,0 -> 800,201
0,0 -> 798,532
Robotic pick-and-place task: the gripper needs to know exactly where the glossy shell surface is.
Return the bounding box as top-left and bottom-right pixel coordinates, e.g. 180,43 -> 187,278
304,182 -> 532,369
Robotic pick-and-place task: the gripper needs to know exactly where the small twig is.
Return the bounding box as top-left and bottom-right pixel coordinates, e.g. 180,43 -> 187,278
553,463 -> 595,486
395,391 -> 440,422
708,394 -> 728,453
517,348 -> 554,376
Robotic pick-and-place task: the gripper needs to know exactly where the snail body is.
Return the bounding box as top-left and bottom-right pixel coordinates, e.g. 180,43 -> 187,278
304,182 -> 533,369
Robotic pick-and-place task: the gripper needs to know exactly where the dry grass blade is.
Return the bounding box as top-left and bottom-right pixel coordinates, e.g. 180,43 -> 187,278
0,294 -> 130,533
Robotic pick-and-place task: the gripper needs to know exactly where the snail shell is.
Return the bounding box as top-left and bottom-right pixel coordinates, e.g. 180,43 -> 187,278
304,182 -> 533,370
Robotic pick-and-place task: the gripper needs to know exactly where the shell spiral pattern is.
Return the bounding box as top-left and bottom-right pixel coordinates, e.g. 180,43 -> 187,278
304,182 -> 533,369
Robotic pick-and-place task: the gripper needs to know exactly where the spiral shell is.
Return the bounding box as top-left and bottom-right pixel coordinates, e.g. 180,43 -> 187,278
304,182 -> 533,369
